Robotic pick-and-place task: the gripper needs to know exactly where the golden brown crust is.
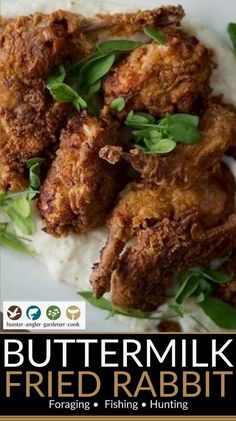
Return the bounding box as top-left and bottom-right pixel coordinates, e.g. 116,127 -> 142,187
103,29 -> 214,118
0,11 -> 90,190
101,100 -> 236,185
90,164 -> 235,299
38,112 -> 122,236
214,253 -> 236,308
80,5 -> 185,37
111,213 -> 236,311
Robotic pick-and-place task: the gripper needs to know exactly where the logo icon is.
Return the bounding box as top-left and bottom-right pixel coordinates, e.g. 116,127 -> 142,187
66,305 -> 81,320
46,305 -> 61,320
26,305 -> 41,320
7,306 -> 22,320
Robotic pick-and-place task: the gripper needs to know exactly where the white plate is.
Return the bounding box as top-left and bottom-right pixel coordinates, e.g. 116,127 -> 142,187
1,0 -> 236,332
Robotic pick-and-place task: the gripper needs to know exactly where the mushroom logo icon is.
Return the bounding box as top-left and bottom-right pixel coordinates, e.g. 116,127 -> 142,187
66,305 -> 81,320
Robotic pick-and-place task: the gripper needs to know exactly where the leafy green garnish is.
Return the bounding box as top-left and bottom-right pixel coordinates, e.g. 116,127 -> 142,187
97,40 -> 142,54
0,224 -> 32,255
110,97 -> 126,112
46,65 -> 66,89
48,83 -> 87,112
125,111 -> 201,154
171,267 -> 235,329
144,26 -> 166,44
228,23 -> 236,53
199,297 -> 236,329
0,158 -> 44,252
83,53 -> 116,86
79,291 -> 173,321
46,39 -> 141,114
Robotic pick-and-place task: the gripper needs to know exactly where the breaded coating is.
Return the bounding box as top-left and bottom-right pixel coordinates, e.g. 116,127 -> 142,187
100,100 -> 236,185
0,10 -> 90,191
81,5 -> 184,37
111,214 -> 236,311
103,29 -> 214,118
111,213 -> 236,311
214,252 -> 236,308
90,164 -> 235,299
38,112 -> 122,236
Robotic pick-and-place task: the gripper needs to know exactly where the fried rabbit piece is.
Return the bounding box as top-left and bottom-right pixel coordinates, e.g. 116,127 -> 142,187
111,213 -> 236,311
102,29 -> 214,118
90,164 -> 235,298
38,112 -> 122,236
80,5 -> 184,37
214,251 -> 236,308
100,100 -> 236,185
0,10 -> 90,191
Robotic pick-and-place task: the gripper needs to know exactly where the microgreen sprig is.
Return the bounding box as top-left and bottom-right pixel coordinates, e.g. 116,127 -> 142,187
125,111 -> 201,154
171,267 -> 236,329
0,158 -> 44,253
46,40 -> 141,115
79,291 -> 175,321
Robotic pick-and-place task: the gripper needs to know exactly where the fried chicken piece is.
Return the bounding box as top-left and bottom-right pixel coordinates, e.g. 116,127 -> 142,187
0,10 -> 90,191
90,164 -> 235,298
102,28 -> 214,118
38,112 -> 123,236
214,252 -> 236,308
81,5 -> 184,37
100,100 -> 236,185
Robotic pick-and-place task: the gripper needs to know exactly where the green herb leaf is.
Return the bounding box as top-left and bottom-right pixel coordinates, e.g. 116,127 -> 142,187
126,111 -> 156,127
27,158 -> 45,192
228,23 -> 236,53
79,291 -> 164,320
169,121 -> 201,144
126,111 -> 201,154
85,53 -> 116,86
110,97 -> 126,112
79,291 -> 113,312
202,269 -> 232,284
86,80 -> 102,98
170,114 -> 199,127
136,138 -> 176,154
46,65 -> 66,89
0,225 -> 32,254
199,297 -> 236,329
144,26 -> 166,45
49,83 -> 79,102
12,197 -> 30,218
97,39 -> 142,54
6,207 -> 34,236
173,275 -> 200,305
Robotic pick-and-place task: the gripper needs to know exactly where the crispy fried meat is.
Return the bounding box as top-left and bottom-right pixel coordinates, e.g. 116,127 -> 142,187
80,5 -> 184,37
100,100 -> 236,185
38,112 -> 122,236
111,213 -> 236,311
102,29 -> 214,118
0,10 -> 90,191
90,164 -> 235,299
